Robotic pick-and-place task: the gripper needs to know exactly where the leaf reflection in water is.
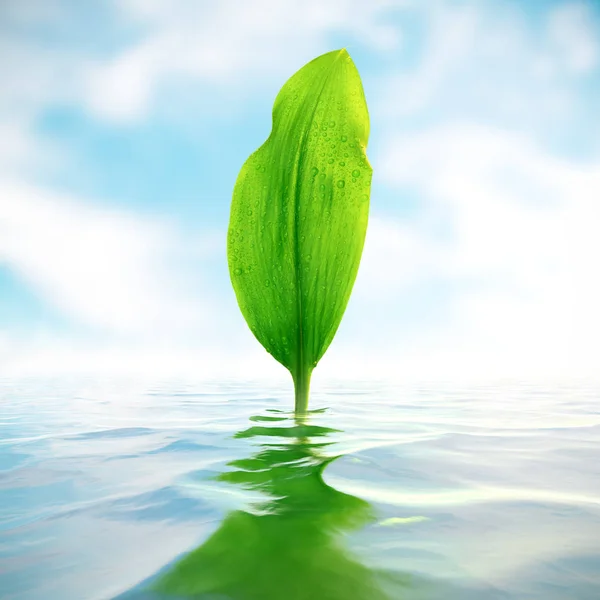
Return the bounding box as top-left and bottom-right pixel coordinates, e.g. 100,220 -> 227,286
150,412 -> 403,600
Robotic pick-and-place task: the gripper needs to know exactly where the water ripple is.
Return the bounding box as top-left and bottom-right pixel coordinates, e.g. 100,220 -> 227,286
0,379 -> 598,599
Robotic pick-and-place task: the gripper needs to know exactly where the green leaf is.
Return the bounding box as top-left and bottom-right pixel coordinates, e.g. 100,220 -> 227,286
227,49 -> 372,412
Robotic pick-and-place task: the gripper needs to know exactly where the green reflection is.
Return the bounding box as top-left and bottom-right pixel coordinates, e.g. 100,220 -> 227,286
153,414 -> 394,599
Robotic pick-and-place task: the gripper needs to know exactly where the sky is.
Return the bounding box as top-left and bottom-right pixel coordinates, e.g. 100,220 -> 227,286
0,0 -> 599,383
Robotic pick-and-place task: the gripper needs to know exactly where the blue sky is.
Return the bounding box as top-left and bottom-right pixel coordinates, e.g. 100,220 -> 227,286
1,0 -> 599,382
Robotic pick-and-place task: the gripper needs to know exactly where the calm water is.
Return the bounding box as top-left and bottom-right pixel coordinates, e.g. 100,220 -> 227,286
1,379 -> 599,599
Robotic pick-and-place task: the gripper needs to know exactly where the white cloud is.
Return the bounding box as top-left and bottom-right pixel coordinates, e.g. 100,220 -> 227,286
0,0 -> 402,124
376,0 -> 598,127
547,2 -> 599,74
354,123 -> 600,380
0,34 -> 76,117
83,0 -> 404,120
356,215 -> 441,295
0,119 -> 39,175
0,22 -> 81,175
0,181 -> 217,337
379,2 -> 480,116
0,334 -> 283,380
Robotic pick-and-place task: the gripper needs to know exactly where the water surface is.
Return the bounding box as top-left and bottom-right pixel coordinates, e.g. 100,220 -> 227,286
1,379 -> 599,599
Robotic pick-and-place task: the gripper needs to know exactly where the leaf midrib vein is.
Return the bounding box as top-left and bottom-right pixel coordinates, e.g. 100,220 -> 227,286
291,49 -> 346,377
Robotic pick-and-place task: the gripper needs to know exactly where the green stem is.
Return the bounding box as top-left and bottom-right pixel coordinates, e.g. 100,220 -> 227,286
293,365 -> 313,414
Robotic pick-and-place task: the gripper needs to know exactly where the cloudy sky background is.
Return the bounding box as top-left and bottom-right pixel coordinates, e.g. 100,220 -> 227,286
1,0 -> 599,383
